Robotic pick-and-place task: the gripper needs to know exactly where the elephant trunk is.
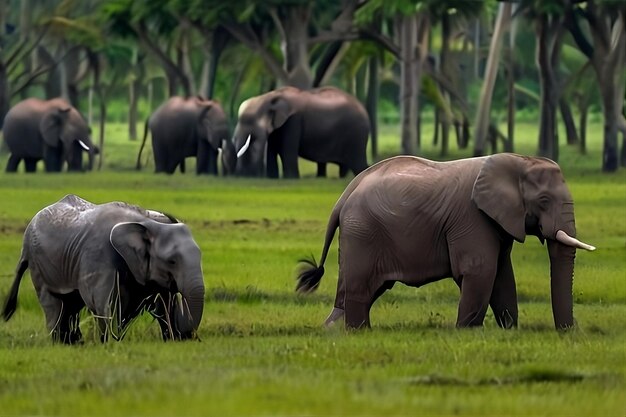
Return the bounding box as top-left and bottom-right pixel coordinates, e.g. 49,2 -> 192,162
548,240 -> 576,330
173,274 -> 205,339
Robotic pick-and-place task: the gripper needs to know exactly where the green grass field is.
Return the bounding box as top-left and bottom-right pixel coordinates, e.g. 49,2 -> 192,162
0,121 -> 624,416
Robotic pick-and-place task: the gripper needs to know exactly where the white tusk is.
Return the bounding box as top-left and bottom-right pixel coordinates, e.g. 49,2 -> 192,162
78,139 -> 90,151
556,230 -> 596,251
236,134 -> 251,158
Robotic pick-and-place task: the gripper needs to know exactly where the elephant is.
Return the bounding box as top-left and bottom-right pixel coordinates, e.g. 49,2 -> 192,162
1,194 -> 205,344
296,153 -> 595,331
228,86 -> 369,178
3,98 -> 98,172
136,96 -> 230,175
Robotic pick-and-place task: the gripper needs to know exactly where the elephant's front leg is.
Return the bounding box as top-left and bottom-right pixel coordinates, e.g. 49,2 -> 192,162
316,163 -> 327,178
276,123 -> 301,178
267,144 -> 280,178
489,244 -> 518,329
450,240 -> 499,328
5,154 -> 21,172
79,271 -> 117,342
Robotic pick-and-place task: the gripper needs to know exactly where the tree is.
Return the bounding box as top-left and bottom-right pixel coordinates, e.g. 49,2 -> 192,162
517,0 -> 569,162
473,2 -> 512,156
565,0 -> 626,171
103,0 -> 194,97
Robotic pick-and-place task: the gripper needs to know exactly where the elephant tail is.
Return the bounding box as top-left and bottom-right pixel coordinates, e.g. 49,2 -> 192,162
296,204 -> 341,293
136,118 -> 150,170
295,162 -> 379,293
2,257 -> 28,322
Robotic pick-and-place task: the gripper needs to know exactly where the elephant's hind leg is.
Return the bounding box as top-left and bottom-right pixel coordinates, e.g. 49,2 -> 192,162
489,245 -> 518,329
37,287 -> 85,344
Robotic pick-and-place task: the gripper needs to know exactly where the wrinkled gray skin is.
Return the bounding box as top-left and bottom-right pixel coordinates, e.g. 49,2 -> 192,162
1,195 -> 205,344
136,96 -> 230,175
228,86 -> 369,178
297,154 -> 595,331
3,98 -> 98,172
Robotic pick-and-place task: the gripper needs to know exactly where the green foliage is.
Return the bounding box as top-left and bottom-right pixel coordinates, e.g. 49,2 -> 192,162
0,121 -> 624,415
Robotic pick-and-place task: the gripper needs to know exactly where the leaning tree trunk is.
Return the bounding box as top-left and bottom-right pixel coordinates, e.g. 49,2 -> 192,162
473,2 -> 512,156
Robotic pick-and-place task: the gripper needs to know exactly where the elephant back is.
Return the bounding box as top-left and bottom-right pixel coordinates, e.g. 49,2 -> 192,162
3,98 -> 51,158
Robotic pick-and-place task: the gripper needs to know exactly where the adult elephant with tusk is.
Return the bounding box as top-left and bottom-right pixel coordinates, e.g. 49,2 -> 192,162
3,98 -> 98,172
136,96 -> 230,175
1,195 -> 205,344
297,153 -> 595,331
228,86 -> 370,178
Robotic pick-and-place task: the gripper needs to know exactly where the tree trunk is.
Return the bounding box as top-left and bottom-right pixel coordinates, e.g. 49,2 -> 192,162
0,63 -> 8,130
433,109 -> 440,145
439,12 -> 452,157
506,17 -> 516,153
560,98 -> 579,145
203,27 -> 228,99
179,26 -> 196,96
579,103 -> 588,155
128,79 -> 138,141
473,2 -> 511,156
536,16 -> 562,161
281,5 -> 313,88
566,1 -> 625,172
399,14 -> 418,155
366,56 -> 379,161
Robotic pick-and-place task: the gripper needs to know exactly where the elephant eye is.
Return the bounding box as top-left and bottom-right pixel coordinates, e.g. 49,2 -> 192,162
538,195 -> 551,209
167,257 -> 177,266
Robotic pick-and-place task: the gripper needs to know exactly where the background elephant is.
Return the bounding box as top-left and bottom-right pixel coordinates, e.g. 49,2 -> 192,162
136,96 -> 229,175
2,194 -> 205,343
297,153 -> 595,330
229,86 -> 370,178
3,98 -> 97,172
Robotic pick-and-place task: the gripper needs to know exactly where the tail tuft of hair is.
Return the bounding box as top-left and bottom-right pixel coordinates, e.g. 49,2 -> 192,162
295,255 -> 325,293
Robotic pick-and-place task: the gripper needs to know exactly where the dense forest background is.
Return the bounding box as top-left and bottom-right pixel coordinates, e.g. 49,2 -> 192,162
0,0 -> 624,171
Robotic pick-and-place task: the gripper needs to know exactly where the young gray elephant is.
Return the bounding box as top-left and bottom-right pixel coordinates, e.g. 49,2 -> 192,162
297,154 -> 595,331
2,195 -> 205,344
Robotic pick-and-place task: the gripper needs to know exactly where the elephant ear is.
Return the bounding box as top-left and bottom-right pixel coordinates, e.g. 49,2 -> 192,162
268,96 -> 292,132
198,103 -> 215,146
39,107 -> 71,147
471,153 -> 526,242
198,103 -> 225,150
110,222 -> 150,285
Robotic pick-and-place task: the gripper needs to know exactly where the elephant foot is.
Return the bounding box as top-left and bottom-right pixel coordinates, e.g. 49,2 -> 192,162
324,307 -> 345,327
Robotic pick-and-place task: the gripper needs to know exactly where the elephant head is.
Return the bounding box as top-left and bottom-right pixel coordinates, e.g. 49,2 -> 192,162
195,97 -> 229,155
110,221 -> 205,339
39,102 -> 98,171
472,153 -> 595,329
232,90 -> 295,176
